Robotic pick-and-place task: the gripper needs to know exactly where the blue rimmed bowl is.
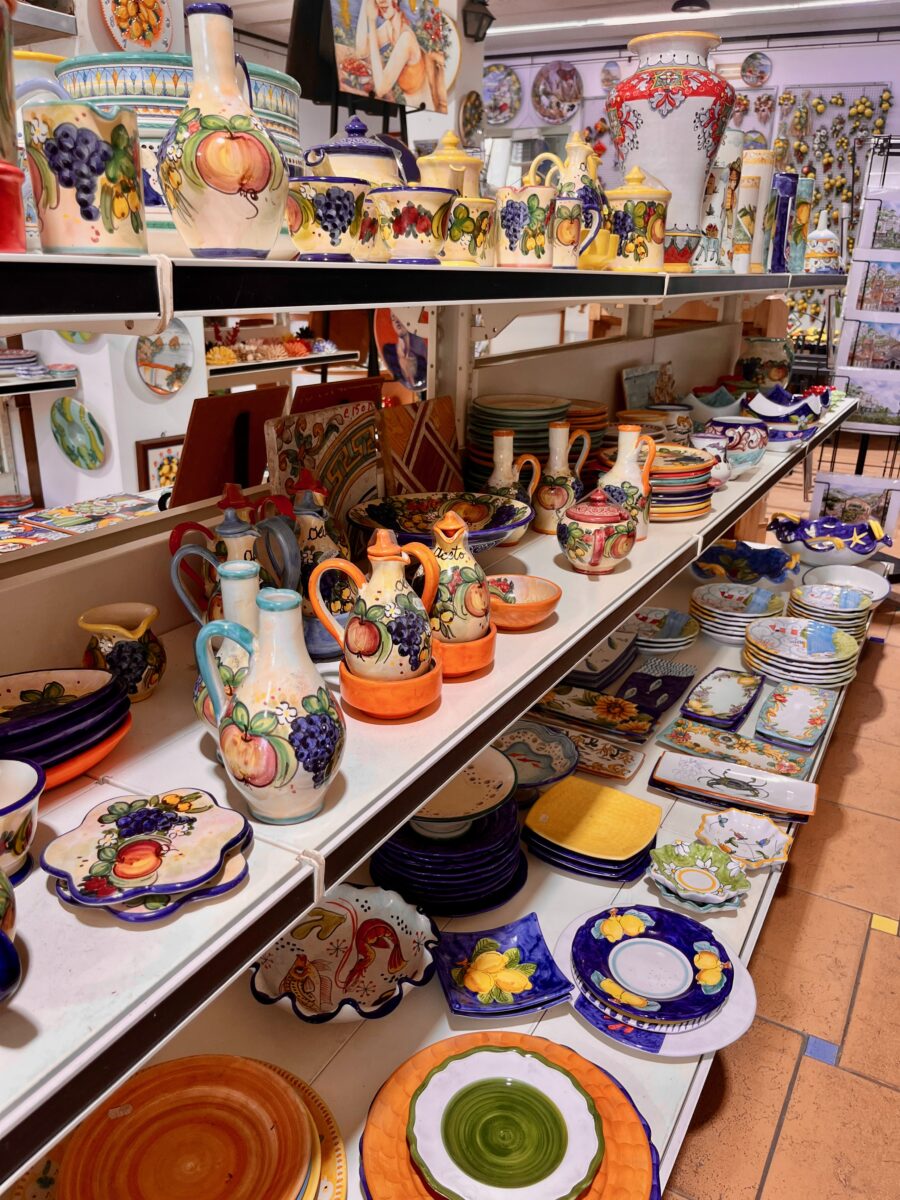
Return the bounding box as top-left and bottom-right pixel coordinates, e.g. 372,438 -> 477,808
0,757 -> 44,884
349,492 -> 532,554
768,513 -> 893,566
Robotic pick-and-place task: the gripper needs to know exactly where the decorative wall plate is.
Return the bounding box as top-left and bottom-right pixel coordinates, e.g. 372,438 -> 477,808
755,682 -> 838,748
459,89 -> 484,147
49,397 -> 106,471
656,719 -> 811,778
695,808 -> 793,869
525,776 -> 661,860
483,63 -> 523,126
135,317 -> 193,395
414,746 -> 517,828
58,330 -> 98,345
740,52 -> 772,87
100,0 -> 174,52
492,720 -> 577,790
650,750 -> 818,817
531,60 -> 584,125
648,840 -> 750,904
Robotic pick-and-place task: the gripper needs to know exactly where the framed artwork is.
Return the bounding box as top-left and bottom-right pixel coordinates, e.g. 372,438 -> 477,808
810,472 -> 900,532
855,259 -> 900,315
621,361 -> 676,409
835,369 -> 900,435
136,436 -> 185,491
329,0 -> 459,114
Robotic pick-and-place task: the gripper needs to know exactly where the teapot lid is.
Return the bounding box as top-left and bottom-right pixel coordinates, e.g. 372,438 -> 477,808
608,165 -> 670,202
217,507 -> 253,537
307,115 -> 398,161
417,130 -> 483,173
565,493 -> 630,523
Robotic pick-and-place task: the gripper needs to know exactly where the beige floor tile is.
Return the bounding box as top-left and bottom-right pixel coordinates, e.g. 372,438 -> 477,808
761,1057 -> 900,1200
663,1191 -> 694,1200
854,641 -> 900,688
818,732 -> 900,818
668,1019 -> 802,1200
750,884 -> 869,1040
841,929 -> 900,1089
833,683 -> 900,747
788,800 -> 900,918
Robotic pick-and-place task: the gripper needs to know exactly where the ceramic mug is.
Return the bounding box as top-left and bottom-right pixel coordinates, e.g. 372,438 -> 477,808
368,184 -> 455,265
495,184 -> 556,268
21,100 -> 147,255
441,195 -> 495,266
286,174 -> 368,261
0,757 -> 43,883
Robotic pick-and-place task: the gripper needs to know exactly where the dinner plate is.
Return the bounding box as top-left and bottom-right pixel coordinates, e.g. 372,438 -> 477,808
525,776 -> 662,860
754,683 -> 839,748
493,721 -> 578,789
0,668 -> 122,738
681,668 -> 763,726
412,747 -> 517,832
44,713 -> 133,789
745,617 -> 860,664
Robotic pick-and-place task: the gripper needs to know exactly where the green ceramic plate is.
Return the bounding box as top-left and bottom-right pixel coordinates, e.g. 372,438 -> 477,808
49,397 -> 106,471
649,840 -> 750,904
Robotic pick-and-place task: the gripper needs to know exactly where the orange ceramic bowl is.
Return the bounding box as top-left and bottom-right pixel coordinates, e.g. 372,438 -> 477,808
487,575 -> 562,630
438,622 -> 497,678
339,646 -> 443,720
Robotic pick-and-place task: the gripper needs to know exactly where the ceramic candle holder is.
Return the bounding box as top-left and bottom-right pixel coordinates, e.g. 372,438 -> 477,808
369,185 -> 455,265
287,175 -> 368,261
78,602 -> 166,702
0,757 -> 44,884
441,196 -> 496,266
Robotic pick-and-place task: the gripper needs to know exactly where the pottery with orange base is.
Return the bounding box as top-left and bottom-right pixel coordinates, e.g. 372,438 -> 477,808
78,603 -> 166,702
339,642 -> 444,719
44,714 -> 132,790
430,512 -> 496,677
486,575 -> 562,629
533,420 -> 591,534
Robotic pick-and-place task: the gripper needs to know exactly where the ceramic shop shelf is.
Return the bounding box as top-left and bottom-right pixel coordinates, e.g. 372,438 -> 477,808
11,1 -> 76,42
0,397 -> 856,1189
206,350 -> 360,381
0,375 -> 78,397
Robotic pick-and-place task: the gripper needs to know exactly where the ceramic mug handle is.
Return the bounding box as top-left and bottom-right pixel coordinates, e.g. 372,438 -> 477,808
309,558 -> 366,650
170,544 -> 220,625
196,619 -> 256,725
514,453 -> 542,499
567,427 -> 591,480
403,541 -> 441,613
637,433 -> 657,493
578,187 -> 603,257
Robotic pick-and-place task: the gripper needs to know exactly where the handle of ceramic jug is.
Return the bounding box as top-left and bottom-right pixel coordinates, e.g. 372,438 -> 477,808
251,494 -> 293,521
514,454 -> 542,500
524,152 -> 563,187
309,557 -> 365,650
258,516 -> 302,592
234,54 -> 254,109
770,511 -> 802,525
196,620 -> 256,725
637,434 -> 657,493
170,545 -> 221,625
169,521 -> 217,602
568,428 -> 591,479
14,78 -> 70,106
578,187 -> 602,256
403,541 -> 441,614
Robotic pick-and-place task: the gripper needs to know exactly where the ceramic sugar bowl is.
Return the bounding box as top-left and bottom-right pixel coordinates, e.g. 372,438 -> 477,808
79,603 -> 166,702
557,494 -> 636,575
309,529 -> 443,719
430,511 -> 496,678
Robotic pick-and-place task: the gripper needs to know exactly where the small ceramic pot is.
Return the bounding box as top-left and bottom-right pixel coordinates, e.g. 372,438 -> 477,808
703,415 -> 768,476
766,422 -> 811,453
557,494 -> 636,575
369,184 -> 455,264
495,183 -> 556,268
606,165 -> 669,272
286,174 -> 368,261
486,575 -> 562,629
441,195 -> 495,266
647,403 -> 693,443
22,101 -> 147,255
78,602 -> 167,701
0,757 -> 43,883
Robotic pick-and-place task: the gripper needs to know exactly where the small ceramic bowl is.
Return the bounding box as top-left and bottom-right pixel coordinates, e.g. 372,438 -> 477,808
765,422 -> 815,453
486,575 -> 562,629
696,808 -> 793,870
287,175 -> 369,261
704,415 -> 768,477
0,757 -> 44,883
648,839 -> 750,904
368,185 -> 456,265
684,387 -> 742,428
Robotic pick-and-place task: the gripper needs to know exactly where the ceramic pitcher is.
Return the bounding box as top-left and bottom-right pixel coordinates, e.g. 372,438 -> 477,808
486,429 -> 540,546
156,2 -> 287,258
496,183 -> 556,268
430,512 -> 491,645
197,588 -> 345,823
79,602 -> 166,701
309,529 -> 439,683
595,424 -> 657,542
524,130 -> 605,270
532,421 -> 591,534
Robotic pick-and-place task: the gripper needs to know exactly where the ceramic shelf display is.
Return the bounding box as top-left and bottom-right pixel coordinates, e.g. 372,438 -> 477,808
416,130 -> 495,266
485,429 -> 540,546
606,166 -> 669,273
532,421 -> 590,534
606,31 -> 735,273
429,512 -> 496,678
524,129 -> 606,270
731,147 -> 775,274
79,603 -> 166,702
557,494 -> 636,575
156,3 -> 288,259
197,588 -> 345,823
594,424 -> 657,541
693,127 -> 744,273
803,210 -> 842,273
310,529 -> 442,719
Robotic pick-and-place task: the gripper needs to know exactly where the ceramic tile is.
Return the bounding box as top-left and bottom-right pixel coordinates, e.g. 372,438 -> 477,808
834,682 -> 900,746
761,1057 -> 900,1200
816,732 -> 900,818
750,884 -> 869,1041
871,915 -> 899,935
804,1036 -> 839,1065
841,928 -> 900,1089
668,1018 -> 802,1200
855,642 -> 900,688
787,800 -> 900,918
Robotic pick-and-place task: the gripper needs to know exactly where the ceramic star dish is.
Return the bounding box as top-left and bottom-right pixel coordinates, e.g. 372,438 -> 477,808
648,840 -> 750,905
656,718 -> 811,778
695,808 -> 793,869
411,747 -> 517,837
492,721 -> 578,791
650,750 -> 818,819
755,683 -> 838,749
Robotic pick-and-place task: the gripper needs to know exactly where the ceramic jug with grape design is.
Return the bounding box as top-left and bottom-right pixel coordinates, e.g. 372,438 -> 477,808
532,420 -> 591,534
429,512 -> 491,645
595,424 -> 657,542
156,2 -> 287,258
196,588 -> 345,823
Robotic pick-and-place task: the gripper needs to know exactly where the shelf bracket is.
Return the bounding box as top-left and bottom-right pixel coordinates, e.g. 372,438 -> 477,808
298,848 -> 328,903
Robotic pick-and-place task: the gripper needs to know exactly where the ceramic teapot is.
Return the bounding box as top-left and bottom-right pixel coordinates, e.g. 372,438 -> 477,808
524,130 -> 606,269
417,131 -> 482,195
196,588 -> 345,824
304,115 -> 403,185
532,420 -> 591,534
557,495 -> 636,575
429,512 -> 491,645
309,528 -> 439,682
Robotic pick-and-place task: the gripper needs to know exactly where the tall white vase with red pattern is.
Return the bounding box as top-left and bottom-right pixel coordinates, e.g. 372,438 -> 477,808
606,31 -> 735,274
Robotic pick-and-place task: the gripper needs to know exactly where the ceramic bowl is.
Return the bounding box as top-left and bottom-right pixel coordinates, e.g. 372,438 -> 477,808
486,574 -> 562,629
250,883 -> 439,1022
695,808 -> 793,869
704,416 -> 768,476
648,839 -> 750,904
768,513 -> 893,566
348,492 -> 532,554
692,539 -> 800,585
0,668 -> 124,743
743,391 -> 820,425
802,563 -> 890,608
368,185 -> 456,265
286,175 -> 369,261
0,758 -> 43,883
683,387 -> 741,428
765,422 -> 816,453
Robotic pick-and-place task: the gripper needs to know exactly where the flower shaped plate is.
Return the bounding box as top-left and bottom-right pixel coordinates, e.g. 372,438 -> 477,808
572,905 -> 733,1023
492,721 -> 577,789
41,788 -> 247,905
649,877 -> 744,913
648,840 -> 750,903
695,808 -> 793,868
755,683 -> 838,748
348,492 -> 532,554
681,668 -> 763,725
250,883 -> 438,1022
407,1046 -> 604,1200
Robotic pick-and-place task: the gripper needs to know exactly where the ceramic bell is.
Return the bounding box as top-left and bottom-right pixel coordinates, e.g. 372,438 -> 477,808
557,495 -> 636,575
309,529 -> 442,719
533,421 -> 591,535
429,511 -> 495,678
607,167 -> 670,273
803,210 -> 842,273
417,131 -> 482,195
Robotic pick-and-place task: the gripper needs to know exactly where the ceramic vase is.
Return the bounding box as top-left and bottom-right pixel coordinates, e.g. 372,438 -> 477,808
692,127 -> 744,273
732,148 -> 775,274
197,588 -> 345,823
606,31 -> 735,273
156,3 -> 288,259
767,171 -> 798,273
557,494 -> 636,575
79,602 -> 166,702
595,424 -> 657,541
525,130 -> 605,269
486,429 -> 541,546
804,210 -> 842,273
735,335 -> 793,394
532,421 -> 590,534
495,183 -> 556,268
187,558 -> 260,730
607,166 -> 669,272
788,175 -> 814,273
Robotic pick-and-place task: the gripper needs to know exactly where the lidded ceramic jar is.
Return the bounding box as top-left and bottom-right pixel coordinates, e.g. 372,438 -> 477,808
557,495 -> 636,575
417,130 -> 482,195
304,115 -> 403,184
606,166 -> 670,272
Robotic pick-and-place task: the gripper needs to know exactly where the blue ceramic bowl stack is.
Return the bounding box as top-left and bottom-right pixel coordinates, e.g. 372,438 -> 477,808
370,798 -> 527,917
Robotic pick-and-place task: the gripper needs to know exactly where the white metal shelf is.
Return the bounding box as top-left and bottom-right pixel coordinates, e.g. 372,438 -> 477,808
11,1 -> 76,42
0,395 -> 856,1189
0,375 -> 78,398
205,349 -> 360,386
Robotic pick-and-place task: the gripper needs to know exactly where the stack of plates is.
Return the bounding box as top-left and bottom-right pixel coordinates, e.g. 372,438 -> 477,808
571,906 -> 735,1033
0,494 -> 33,518
648,444 -> 716,522
523,776 -> 661,881
53,1054 -> 344,1200
627,608 -> 700,654
562,627 -> 638,689
534,684 -> 658,743
465,393 -> 571,488
0,349 -> 38,377
371,796 -> 526,916
787,582 -> 872,643
42,787 -> 251,923
360,1031 -> 658,1200
743,616 -> 861,686
690,582 -> 785,644
0,668 -> 131,790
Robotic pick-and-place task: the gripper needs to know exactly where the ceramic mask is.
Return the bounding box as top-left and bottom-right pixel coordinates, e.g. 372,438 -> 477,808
486,429 -> 540,547
309,528 -> 440,683
495,183 -> 556,267
594,424 -> 657,540
78,603 -> 166,702
430,512 -> 491,645
557,494 -> 636,575
532,421 -> 590,534
196,588 -> 345,823
606,31 -> 735,272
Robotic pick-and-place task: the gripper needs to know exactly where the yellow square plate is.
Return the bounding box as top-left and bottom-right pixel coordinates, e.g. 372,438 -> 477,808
524,776 -> 662,860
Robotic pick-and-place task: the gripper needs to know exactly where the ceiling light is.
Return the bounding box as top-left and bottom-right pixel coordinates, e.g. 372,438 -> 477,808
462,0 -> 495,42
672,0 -> 710,9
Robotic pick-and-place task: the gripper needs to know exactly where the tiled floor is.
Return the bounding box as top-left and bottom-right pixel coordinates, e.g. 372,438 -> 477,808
666,441 -> 900,1198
